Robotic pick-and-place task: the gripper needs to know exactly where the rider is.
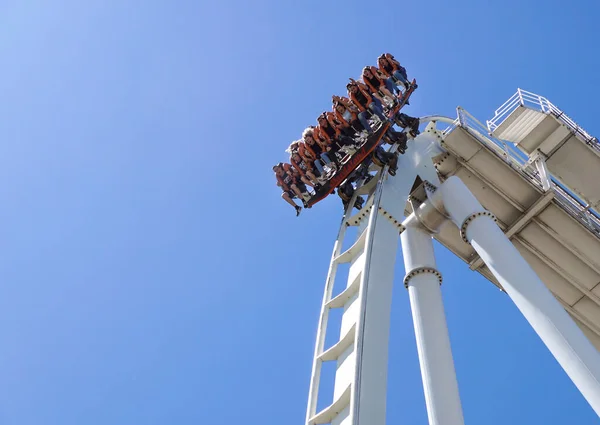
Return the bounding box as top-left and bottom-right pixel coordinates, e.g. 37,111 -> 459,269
302,126 -> 334,174
346,79 -> 387,134
289,142 -> 320,188
315,112 -> 356,168
361,66 -> 397,107
273,162 -> 307,216
297,141 -> 324,184
377,53 -> 415,93
332,95 -> 370,137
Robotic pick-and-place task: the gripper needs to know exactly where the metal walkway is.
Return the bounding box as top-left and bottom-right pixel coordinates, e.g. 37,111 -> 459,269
432,89 -> 600,350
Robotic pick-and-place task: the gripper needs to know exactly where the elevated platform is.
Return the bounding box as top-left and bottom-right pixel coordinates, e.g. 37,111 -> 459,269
426,106 -> 600,351
487,89 -> 600,210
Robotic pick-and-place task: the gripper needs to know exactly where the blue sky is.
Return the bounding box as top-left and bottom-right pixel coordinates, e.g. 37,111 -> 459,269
0,0 -> 599,424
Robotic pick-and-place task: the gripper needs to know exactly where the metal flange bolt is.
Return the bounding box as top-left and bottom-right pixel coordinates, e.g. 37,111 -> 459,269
346,205 -> 373,227
459,211 -> 497,244
378,206 -> 406,233
423,180 -> 438,193
404,267 -> 443,288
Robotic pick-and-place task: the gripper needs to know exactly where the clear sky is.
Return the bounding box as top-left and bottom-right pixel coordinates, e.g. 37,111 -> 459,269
1,0 -> 599,424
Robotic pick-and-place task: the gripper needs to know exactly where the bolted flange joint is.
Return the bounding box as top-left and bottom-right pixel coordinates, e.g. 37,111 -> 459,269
404,267 -> 443,288
459,211 -> 497,244
345,204 -> 373,227
378,206 -> 406,233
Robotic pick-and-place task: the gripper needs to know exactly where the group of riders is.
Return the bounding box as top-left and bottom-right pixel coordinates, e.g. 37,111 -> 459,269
273,53 -> 421,216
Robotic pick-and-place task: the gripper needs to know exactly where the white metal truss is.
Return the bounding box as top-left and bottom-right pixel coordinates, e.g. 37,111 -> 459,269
305,125 -> 457,425
303,99 -> 600,424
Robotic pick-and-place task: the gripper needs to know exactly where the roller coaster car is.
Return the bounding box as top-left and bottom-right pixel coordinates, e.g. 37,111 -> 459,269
307,80 -> 417,208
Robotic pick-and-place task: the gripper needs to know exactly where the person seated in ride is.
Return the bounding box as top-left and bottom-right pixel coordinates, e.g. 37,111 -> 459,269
302,126 -> 334,174
377,53 -> 416,92
289,145 -> 320,189
324,111 -> 358,155
287,140 -> 318,185
273,162 -> 307,216
332,95 -> 370,138
317,111 -> 342,142
346,79 -> 388,133
297,141 -> 323,184
355,78 -> 388,112
315,112 -> 352,169
325,110 -> 348,137
361,66 -> 397,107
312,124 -> 337,168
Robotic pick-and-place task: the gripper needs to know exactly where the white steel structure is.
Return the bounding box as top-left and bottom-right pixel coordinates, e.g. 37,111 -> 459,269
305,89 -> 600,425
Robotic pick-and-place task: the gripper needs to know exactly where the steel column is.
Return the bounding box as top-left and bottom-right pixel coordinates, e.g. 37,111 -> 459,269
402,225 -> 465,425
440,176 -> 600,417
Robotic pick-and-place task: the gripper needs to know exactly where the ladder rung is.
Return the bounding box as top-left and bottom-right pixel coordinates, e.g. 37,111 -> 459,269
308,384 -> 352,425
326,272 -> 361,309
333,227 -> 368,264
318,323 -> 356,362
344,196 -> 374,226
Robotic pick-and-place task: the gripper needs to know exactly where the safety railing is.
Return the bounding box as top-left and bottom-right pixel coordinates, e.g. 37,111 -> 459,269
440,118 -> 459,136
458,107 -> 529,166
486,89 -> 600,153
451,107 -> 600,236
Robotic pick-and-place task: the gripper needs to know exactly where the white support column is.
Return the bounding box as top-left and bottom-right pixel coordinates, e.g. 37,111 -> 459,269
533,155 -> 551,191
440,176 -> 600,417
401,225 -> 465,425
305,170 -> 408,425
306,123 -> 451,425
350,182 -> 403,425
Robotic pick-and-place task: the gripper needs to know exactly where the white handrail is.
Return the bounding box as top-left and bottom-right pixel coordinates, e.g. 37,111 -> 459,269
487,89 -> 600,153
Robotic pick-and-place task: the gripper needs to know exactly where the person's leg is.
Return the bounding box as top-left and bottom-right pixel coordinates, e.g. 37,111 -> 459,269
379,84 -> 396,101
393,70 -> 409,88
327,146 -> 341,166
351,118 -> 366,133
301,175 -> 314,188
306,170 -> 319,185
320,152 -> 332,165
313,159 -> 325,174
293,183 -> 311,207
385,77 -> 399,95
291,184 -> 304,199
369,101 -> 387,122
371,91 -> 386,105
358,111 -> 372,133
341,125 -> 355,138
282,192 -> 298,208
339,134 -> 355,147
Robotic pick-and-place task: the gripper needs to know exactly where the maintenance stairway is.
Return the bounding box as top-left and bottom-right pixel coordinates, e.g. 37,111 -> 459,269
432,89 -> 600,350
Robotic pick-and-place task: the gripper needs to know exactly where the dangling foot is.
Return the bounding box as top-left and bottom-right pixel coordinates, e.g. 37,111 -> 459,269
295,205 -> 302,216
